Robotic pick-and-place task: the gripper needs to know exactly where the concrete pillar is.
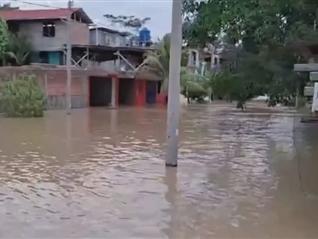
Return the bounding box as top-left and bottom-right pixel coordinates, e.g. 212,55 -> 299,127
134,80 -> 146,106
111,75 -> 119,108
44,73 -> 48,98
312,82 -> 318,113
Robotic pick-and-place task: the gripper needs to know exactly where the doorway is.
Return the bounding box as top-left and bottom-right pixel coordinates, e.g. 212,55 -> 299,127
89,77 -> 112,106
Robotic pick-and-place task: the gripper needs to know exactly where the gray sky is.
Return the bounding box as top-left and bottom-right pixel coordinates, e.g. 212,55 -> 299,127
2,0 -> 173,39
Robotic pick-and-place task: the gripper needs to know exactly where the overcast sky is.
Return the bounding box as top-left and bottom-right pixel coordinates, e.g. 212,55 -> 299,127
1,0 -> 173,39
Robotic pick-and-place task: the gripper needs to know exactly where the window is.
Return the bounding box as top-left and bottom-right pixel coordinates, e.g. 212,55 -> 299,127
8,23 -> 19,33
39,52 -> 49,63
43,22 -> 55,37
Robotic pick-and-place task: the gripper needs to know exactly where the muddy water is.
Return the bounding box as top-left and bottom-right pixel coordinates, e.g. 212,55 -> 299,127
0,103 -> 318,238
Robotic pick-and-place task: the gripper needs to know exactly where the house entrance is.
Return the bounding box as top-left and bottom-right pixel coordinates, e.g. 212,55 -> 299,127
89,77 -> 112,106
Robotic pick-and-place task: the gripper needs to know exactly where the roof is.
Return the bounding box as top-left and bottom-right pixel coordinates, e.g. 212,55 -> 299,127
90,26 -> 130,37
0,8 -> 92,24
72,44 -> 154,61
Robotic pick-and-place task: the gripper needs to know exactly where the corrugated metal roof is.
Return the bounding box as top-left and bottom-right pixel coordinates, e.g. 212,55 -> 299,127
0,8 -> 92,24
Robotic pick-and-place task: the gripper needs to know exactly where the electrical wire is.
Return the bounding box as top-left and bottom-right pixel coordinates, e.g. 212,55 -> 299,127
10,0 -> 65,9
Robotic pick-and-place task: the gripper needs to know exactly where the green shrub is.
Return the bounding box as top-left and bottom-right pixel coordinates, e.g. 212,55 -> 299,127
0,75 -> 45,117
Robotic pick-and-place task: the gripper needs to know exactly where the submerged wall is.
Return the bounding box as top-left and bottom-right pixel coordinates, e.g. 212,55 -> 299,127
0,66 -> 89,109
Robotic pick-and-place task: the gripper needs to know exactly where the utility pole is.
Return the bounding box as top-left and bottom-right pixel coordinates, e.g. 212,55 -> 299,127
166,0 -> 183,167
66,0 -> 73,115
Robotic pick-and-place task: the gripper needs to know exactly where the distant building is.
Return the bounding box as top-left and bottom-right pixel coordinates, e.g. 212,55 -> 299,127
187,44 -> 222,75
294,42 -> 318,112
89,26 -> 129,47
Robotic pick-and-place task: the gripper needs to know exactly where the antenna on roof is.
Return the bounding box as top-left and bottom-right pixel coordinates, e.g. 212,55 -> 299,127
68,0 -> 74,9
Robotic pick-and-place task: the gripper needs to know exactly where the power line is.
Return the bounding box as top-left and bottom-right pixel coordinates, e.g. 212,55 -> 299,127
10,0 -> 64,9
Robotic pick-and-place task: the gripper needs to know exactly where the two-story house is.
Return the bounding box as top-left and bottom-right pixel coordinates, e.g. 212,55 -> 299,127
187,44 -> 222,76
0,8 -> 92,65
0,8 -> 162,109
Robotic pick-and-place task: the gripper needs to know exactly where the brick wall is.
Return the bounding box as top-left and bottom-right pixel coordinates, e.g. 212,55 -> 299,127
0,66 -> 89,109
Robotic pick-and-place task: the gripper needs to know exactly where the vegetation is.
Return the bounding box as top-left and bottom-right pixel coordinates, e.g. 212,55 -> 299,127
0,20 -> 9,65
140,34 -> 171,93
0,75 -> 45,117
104,14 -> 151,34
0,20 -> 32,66
181,68 -> 209,103
140,34 -> 188,94
183,0 -> 318,108
6,33 -> 32,66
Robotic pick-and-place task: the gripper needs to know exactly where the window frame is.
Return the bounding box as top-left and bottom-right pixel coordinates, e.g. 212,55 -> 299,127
42,22 -> 56,38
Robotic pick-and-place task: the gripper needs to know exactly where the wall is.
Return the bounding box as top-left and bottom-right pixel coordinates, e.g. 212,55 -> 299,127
17,20 -> 89,52
70,21 -> 90,45
45,69 -> 89,109
0,66 -> 89,109
134,80 -> 146,106
90,29 -> 97,45
88,60 -> 117,72
89,29 -> 126,46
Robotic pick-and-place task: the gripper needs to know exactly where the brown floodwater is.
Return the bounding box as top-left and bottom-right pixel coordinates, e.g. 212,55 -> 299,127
0,103 -> 318,238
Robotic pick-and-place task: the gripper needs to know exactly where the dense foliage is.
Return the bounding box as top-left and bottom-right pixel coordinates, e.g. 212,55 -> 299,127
184,0 -> 318,107
104,14 -> 150,34
181,68 -> 209,103
139,34 -> 188,93
0,20 -> 32,66
0,20 -> 9,65
0,75 -> 45,117
6,33 -> 32,66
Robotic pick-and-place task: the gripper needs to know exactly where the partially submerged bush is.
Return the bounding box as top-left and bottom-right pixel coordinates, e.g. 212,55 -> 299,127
0,75 -> 45,117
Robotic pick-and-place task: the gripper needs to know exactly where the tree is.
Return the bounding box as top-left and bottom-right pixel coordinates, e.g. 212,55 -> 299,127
138,34 -> 188,94
183,0 -> 318,107
6,33 -> 32,66
139,34 -> 170,93
181,68 -> 209,103
0,20 -> 32,66
104,14 -> 150,35
0,20 -> 9,66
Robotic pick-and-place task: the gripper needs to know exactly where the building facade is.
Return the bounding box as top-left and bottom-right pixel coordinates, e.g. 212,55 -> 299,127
1,8 -> 92,65
89,27 -> 128,47
0,8 -> 162,109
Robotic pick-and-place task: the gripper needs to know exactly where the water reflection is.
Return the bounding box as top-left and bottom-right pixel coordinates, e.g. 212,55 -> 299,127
0,104 -> 317,238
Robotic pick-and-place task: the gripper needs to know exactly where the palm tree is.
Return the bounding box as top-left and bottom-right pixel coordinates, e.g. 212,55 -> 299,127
138,34 -> 171,93
6,33 -> 32,66
181,68 -> 209,103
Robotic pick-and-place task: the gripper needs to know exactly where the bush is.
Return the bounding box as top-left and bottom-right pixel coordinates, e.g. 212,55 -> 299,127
0,75 -> 45,117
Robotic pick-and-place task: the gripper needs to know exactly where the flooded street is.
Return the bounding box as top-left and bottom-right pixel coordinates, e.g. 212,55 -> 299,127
0,103 -> 318,238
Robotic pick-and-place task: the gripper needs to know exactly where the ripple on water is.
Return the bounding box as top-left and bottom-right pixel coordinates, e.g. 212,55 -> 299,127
0,104 -> 317,238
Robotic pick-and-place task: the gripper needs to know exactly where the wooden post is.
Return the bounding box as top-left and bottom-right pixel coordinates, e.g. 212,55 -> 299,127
111,75 -> 118,108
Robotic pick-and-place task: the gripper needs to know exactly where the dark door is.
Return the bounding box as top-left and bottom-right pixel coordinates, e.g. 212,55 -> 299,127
146,81 -> 157,104
89,77 -> 112,106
